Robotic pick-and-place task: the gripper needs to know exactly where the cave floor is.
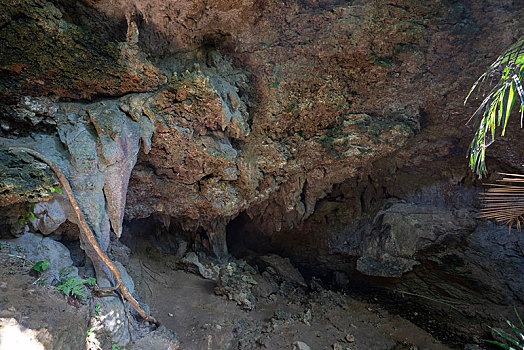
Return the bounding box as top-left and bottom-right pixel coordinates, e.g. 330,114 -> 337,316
126,244 -> 451,350
0,239 -> 452,350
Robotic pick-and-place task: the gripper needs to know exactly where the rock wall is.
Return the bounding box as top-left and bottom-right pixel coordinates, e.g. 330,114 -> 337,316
0,0 -> 523,341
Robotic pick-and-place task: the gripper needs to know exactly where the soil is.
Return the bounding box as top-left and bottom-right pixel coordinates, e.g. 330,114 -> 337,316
124,235 -> 453,350
0,235 -> 458,350
0,242 -> 90,350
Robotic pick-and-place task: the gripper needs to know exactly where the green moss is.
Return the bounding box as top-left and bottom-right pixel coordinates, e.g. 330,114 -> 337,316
0,147 -> 56,204
0,0 -> 126,96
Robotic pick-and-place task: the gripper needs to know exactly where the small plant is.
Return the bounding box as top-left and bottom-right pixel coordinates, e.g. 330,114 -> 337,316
55,276 -> 96,302
49,187 -> 63,194
486,308 -> 524,349
93,303 -> 102,319
465,36 -> 524,177
17,188 -> 62,226
112,343 -> 120,350
18,202 -> 35,225
32,260 -> 49,273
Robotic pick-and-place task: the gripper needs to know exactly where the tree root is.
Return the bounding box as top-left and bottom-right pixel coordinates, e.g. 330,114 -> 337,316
10,147 -> 158,325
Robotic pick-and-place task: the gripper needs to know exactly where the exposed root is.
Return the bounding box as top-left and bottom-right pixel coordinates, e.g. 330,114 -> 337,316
9,147 -> 158,326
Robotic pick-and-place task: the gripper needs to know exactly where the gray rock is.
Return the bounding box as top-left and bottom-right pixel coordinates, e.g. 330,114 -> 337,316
1,232 -> 77,283
109,239 -> 132,266
113,261 -> 134,295
292,341 -> 311,350
181,252 -> 220,280
128,326 -> 179,350
96,297 -> 132,345
255,254 -> 307,288
356,202 -> 476,277
31,193 -> 72,235
215,262 -> 258,310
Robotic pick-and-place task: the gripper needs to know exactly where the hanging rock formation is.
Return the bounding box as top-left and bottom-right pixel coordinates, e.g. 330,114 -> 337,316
0,0 -> 523,344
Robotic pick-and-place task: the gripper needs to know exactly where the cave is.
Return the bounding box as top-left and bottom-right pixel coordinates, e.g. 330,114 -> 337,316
0,0 -> 523,349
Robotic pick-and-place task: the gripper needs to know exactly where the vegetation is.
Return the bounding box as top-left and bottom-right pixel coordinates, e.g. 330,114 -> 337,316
32,260 -> 49,273
465,36 -> 524,177
479,173 -> 524,231
18,202 -> 35,225
55,276 -> 96,302
486,308 -> 524,350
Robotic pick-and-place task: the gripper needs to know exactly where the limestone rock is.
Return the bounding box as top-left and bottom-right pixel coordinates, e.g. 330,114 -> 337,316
215,262 -> 258,310
292,341 -> 311,350
255,254 -> 307,288
128,326 -> 179,350
356,202 -> 476,278
1,232 -> 77,283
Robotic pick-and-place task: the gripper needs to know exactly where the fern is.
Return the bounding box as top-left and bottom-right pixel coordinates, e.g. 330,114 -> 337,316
56,276 -> 96,301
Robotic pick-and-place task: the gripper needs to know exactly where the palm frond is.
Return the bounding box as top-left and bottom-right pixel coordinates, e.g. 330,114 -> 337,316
485,308 -> 524,350
465,37 -> 524,177
479,173 -> 524,232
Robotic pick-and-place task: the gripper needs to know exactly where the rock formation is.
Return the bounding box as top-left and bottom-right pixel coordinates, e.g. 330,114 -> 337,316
1,0 -> 523,345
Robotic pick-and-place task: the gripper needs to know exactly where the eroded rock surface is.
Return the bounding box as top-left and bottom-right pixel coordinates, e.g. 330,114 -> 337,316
0,0 -> 523,346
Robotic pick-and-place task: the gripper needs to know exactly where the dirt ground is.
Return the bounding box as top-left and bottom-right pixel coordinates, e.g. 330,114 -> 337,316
0,236 -> 456,350
124,235 -> 453,350
0,242 -> 90,350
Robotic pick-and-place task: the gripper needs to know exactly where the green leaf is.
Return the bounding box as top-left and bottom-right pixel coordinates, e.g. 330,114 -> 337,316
484,339 -> 516,350
30,202 -> 35,212
506,319 -> 524,341
501,82 -> 515,136
515,307 -> 524,334
55,188 -> 63,194
32,260 -> 50,273
28,212 -> 35,222
491,327 -> 523,348
50,187 -> 55,193
56,276 -> 89,301
465,36 -> 524,177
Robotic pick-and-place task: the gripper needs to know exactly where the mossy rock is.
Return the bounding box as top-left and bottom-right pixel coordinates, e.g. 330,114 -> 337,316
0,147 -> 56,206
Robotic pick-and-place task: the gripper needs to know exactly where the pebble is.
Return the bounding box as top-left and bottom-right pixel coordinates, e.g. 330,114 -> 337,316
333,343 -> 343,350
292,341 -> 311,350
168,313 -> 173,317
345,334 -> 355,342
0,281 -> 7,290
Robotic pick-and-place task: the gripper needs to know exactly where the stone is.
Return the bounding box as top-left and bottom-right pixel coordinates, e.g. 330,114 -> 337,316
1,232 -> 77,283
333,343 -> 343,350
215,262 -> 257,310
0,0 -> 165,99
292,341 -> 311,350
31,193 -> 71,235
255,254 -> 307,288
113,261 -> 134,295
356,202 -> 476,278
128,326 -> 179,350
181,252 -> 220,280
